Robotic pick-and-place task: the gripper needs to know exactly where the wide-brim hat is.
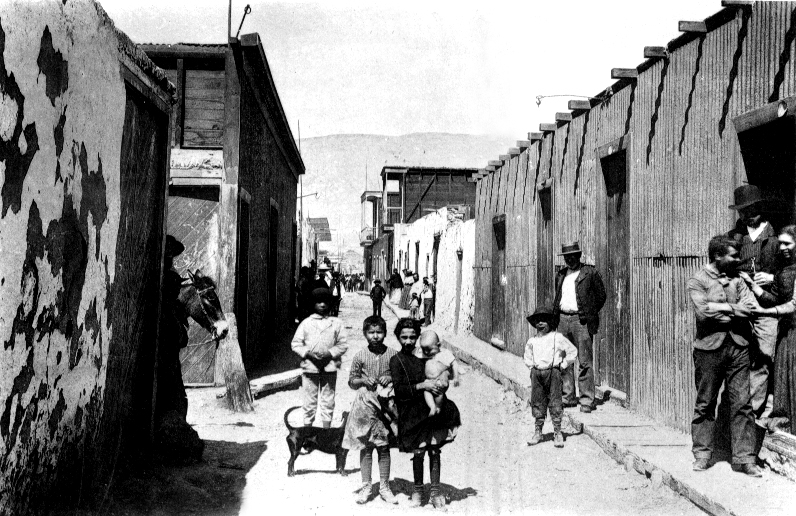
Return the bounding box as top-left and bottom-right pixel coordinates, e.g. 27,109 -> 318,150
317,264 -> 331,271
558,241 -> 582,256
312,288 -> 334,303
527,306 -> 556,326
165,235 -> 185,257
729,184 -> 765,210
374,279 -> 382,283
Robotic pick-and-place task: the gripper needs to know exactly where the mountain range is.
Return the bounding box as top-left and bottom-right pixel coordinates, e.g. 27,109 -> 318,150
298,132 -> 518,257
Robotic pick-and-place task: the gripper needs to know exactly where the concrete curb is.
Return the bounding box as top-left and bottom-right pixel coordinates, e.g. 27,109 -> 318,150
437,335 -> 738,516
249,369 -> 301,399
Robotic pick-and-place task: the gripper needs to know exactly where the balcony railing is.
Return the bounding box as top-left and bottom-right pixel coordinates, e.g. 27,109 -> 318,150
360,226 -> 377,245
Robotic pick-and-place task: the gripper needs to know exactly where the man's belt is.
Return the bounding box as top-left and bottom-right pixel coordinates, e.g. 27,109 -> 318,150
559,310 -> 579,316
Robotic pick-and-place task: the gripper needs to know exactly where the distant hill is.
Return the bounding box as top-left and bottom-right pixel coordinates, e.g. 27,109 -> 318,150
299,133 -> 517,255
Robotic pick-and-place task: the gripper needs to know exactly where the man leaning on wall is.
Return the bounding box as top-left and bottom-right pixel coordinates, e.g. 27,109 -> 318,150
553,242 -> 606,413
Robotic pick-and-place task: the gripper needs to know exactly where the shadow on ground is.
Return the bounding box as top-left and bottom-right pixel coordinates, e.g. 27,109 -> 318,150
392,477 -> 478,504
75,440 -> 267,516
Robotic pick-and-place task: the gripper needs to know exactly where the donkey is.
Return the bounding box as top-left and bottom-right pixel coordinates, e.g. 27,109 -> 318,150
178,269 -> 229,341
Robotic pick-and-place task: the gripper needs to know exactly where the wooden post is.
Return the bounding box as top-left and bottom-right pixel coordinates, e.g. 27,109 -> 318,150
214,312 -> 254,412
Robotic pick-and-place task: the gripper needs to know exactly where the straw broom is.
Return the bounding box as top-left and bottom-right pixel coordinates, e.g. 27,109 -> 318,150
213,312 -> 254,411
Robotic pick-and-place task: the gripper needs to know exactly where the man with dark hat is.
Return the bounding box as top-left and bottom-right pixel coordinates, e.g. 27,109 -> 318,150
524,306 -> 578,447
553,242 -> 606,413
727,184 -> 779,423
158,235 -> 190,420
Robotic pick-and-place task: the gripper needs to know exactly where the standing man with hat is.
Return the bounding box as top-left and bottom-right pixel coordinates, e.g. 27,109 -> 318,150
727,184 -> 780,424
553,242 -> 606,413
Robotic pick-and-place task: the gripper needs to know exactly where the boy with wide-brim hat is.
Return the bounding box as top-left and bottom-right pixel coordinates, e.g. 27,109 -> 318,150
524,306 -> 578,447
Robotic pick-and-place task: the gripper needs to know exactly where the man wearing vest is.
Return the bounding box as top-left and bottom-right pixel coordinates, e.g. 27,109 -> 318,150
553,242 -> 607,413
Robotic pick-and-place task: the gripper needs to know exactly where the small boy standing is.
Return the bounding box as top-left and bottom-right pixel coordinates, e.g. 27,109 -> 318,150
369,279 -> 387,317
291,288 -> 349,428
409,293 -> 421,320
524,306 -> 577,448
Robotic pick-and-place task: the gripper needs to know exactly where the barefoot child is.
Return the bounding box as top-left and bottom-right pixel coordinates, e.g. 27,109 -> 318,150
524,306 -> 577,448
416,331 -> 458,417
342,316 -> 399,505
409,292 -> 421,320
291,288 -> 348,428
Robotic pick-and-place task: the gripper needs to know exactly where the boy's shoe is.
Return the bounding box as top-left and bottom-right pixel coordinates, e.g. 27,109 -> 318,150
409,491 -> 423,507
379,485 -> 398,504
431,494 -> 448,511
355,483 -> 372,504
579,405 -> 593,413
692,458 -> 711,472
527,428 -> 543,446
735,463 -> 763,477
553,431 -> 564,448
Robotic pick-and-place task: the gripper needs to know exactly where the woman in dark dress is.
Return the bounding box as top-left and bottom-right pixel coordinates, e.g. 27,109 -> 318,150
389,318 -> 460,509
744,225 -> 796,434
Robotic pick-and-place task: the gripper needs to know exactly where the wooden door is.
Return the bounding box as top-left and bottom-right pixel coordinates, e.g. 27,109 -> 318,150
168,186 -> 221,385
596,137 -> 631,394
491,215 -> 506,346
536,187 -> 554,308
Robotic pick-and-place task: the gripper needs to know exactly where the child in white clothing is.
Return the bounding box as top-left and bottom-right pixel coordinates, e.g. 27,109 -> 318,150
524,306 -> 577,448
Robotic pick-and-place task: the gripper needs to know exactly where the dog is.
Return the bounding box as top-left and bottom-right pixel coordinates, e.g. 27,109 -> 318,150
285,406 -> 349,477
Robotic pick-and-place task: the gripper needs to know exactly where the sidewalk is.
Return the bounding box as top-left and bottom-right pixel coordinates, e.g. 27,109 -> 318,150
382,297 -> 796,516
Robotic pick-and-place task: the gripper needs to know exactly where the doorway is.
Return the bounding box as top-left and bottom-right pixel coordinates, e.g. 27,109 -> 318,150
596,136 -> 631,395
268,201 -> 279,342
734,97 -> 796,228
491,215 -> 507,348
235,191 -> 250,362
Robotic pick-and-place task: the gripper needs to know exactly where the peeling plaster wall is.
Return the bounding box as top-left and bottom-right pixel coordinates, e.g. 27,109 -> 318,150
390,209 -> 476,335
435,220 -> 475,335
0,1 -> 145,512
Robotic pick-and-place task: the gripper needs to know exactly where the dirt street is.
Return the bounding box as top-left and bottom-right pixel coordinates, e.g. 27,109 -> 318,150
99,293 -> 703,516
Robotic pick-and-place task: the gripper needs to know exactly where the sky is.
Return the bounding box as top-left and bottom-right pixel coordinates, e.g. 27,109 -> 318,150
101,0 -> 721,141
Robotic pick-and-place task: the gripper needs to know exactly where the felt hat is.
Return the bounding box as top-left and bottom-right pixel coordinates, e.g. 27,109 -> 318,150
312,288 -> 334,303
165,235 -> 185,257
558,241 -> 582,256
317,263 -> 331,271
729,185 -> 765,210
526,306 -> 556,326
374,279 -> 382,284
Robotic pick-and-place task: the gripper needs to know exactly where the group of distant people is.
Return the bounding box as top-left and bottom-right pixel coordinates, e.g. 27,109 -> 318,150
371,269 -> 435,325
296,259 -> 368,321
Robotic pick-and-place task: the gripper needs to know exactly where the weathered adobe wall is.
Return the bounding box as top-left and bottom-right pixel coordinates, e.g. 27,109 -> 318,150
0,1 -> 170,512
392,208 -> 448,280
435,219 -> 475,335
473,2 -> 796,431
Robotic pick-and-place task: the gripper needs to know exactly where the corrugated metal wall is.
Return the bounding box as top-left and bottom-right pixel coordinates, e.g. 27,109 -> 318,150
473,2 -> 796,431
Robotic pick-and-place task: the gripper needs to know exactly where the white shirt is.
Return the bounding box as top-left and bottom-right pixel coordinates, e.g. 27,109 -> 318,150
559,270 -> 580,312
524,331 -> 578,369
747,221 -> 768,242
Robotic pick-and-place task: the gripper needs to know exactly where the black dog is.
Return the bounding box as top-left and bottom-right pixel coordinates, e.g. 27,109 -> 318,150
285,406 -> 349,477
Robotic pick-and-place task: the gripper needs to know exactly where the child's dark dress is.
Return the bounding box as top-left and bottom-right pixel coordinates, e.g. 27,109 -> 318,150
390,350 -> 461,452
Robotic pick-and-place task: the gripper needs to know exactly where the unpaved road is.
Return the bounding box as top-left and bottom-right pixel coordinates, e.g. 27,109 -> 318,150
98,293 -> 703,516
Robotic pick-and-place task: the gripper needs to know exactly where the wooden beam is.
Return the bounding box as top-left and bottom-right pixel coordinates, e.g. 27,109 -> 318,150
644,46 -> 668,58
679,21 -> 708,33
540,123 -> 557,132
568,100 -> 592,110
529,132 -> 543,141
555,112 -> 573,122
174,59 -> 185,147
721,0 -> 753,7
499,154 -> 511,161
516,140 -> 531,149
611,68 -> 639,79
488,160 -> 503,167
508,147 -> 521,156
486,165 -> 496,172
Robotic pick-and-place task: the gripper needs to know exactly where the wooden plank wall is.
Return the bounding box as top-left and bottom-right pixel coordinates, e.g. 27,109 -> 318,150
473,3 -> 796,431
404,171 -> 476,223
238,77 -> 299,360
183,69 -> 225,148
